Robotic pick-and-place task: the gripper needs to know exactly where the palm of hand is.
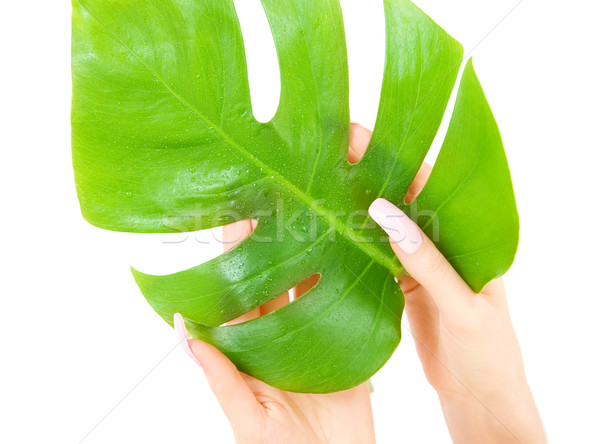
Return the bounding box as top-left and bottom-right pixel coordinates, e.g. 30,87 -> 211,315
237,374 -> 372,444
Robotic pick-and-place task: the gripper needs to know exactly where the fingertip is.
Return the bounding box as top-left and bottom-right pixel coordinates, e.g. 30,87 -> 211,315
222,219 -> 254,252
173,313 -> 203,367
368,200 -> 473,309
405,163 -> 433,204
349,122 -> 372,161
369,198 -> 423,255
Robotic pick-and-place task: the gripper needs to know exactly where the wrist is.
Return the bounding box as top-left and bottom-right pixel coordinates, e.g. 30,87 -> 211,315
437,381 -> 546,443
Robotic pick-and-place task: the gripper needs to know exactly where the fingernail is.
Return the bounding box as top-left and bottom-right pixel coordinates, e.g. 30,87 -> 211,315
173,313 -> 202,367
368,198 -> 423,254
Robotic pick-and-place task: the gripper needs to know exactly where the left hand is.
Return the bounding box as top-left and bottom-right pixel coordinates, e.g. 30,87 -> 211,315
172,124 -> 380,444
175,311 -> 374,444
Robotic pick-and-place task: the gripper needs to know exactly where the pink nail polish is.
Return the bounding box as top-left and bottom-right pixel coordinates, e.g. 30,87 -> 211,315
368,198 -> 423,254
173,313 -> 202,367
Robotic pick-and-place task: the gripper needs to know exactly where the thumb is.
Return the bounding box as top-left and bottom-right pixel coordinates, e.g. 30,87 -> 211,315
173,314 -> 264,434
368,198 -> 474,312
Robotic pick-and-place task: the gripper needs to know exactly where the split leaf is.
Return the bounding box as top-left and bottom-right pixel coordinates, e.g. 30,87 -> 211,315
72,0 -> 518,393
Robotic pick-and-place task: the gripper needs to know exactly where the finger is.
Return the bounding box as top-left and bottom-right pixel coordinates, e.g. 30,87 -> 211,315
348,122 -> 372,164
174,314 -> 264,432
222,220 -> 290,323
227,307 -> 261,325
293,273 -> 321,299
368,198 -> 474,313
405,162 -> 433,204
348,123 -> 431,201
188,339 -> 264,432
222,219 -> 256,252
259,293 -> 289,316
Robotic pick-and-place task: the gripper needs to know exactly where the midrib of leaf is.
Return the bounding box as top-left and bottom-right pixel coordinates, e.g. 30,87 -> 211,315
80,1 -> 401,276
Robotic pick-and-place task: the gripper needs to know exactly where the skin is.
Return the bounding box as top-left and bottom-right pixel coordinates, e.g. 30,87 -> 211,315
180,123 -> 546,443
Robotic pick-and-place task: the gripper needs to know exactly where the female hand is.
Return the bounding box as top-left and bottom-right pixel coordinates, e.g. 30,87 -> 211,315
174,309 -> 374,444
351,120 -> 546,444
174,122 -> 545,443
172,131 -> 382,444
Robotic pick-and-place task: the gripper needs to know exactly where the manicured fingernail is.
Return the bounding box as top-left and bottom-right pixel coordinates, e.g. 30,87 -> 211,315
368,198 -> 423,254
173,313 -> 202,367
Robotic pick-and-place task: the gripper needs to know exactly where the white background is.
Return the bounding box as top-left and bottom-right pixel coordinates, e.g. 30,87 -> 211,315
1,0 -> 599,442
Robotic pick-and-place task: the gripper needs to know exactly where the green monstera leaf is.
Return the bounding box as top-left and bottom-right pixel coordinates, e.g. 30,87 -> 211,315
72,0 -> 518,393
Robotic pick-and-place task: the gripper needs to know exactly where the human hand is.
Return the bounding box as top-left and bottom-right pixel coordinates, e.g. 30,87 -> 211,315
172,128 -> 382,444
174,310 -> 374,444
351,121 -> 545,444
174,122 -> 544,443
